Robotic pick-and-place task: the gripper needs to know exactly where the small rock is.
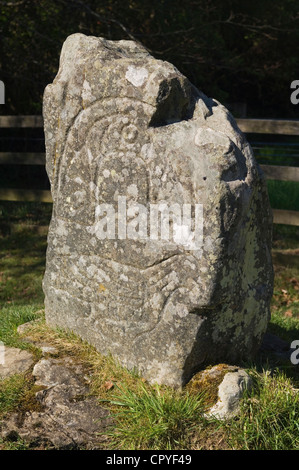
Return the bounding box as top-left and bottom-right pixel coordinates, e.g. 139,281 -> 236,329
186,364 -> 252,421
0,346 -> 34,378
17,321 -> 59,356
17,319 -> 40,335
206,369 -> 252,420
104,380 -> 114,391
185,363 -> 238,403
32,357 -> 87,389
39,345 -> 59,356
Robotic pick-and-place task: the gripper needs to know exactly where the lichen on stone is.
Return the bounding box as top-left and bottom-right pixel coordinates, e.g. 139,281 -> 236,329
42,33 -> 273,388
185,364 -> 239,407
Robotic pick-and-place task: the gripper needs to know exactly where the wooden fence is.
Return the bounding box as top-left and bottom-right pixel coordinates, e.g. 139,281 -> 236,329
0,115 -> 298,226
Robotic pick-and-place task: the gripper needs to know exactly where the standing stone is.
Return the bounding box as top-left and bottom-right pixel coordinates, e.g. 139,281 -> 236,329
43,33 -> 273,387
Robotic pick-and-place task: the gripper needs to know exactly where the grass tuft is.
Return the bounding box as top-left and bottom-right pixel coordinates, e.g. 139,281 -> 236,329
103,383 -> 207,450
223,369 -> 299,450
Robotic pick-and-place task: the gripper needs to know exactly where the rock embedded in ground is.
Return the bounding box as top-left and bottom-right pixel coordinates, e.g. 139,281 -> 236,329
16,320 -> 36,336
16,317 -> 43,336
17,320 -> 59,356
43,33 -> 274,388
205,369 -> 252,420
1,357 -> 112,450
186,364 -> 252,420
0,346 -> 34,378
39,345 -> 59,356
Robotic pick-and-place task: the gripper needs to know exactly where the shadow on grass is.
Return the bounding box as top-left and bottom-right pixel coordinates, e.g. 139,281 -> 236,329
0,230 -> 47,306
247,322 -> 299,388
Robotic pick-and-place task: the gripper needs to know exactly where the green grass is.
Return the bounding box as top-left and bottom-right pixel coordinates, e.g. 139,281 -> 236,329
101,366 -> 299,450
0,373 -> 41,417
0,229 -> 47,348
267,180 -> 299,212
272,224 -> 299,250
0,230 -> 47,306
0,202 -> 52,226
223,369 -> 299,450
254,142 -> 299,167
0,304 -> 43,349
103,384 -> 207,450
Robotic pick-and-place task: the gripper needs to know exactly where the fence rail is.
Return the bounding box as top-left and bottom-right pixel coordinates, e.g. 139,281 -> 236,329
0,116 -> 298,226
0,188 -> 52,203
0,152 -> 45,165
0,115 -> 43,128
237,118 -> 299,136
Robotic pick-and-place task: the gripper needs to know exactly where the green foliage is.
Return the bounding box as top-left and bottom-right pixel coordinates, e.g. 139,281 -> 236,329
0,0 -> 298,116
272,224 -> 299,250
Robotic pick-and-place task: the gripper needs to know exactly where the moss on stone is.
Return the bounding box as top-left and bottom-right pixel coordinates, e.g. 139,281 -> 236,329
185,363 -> 239,407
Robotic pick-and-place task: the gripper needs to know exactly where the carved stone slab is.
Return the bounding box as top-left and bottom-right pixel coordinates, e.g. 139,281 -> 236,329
43,34 -> 273,387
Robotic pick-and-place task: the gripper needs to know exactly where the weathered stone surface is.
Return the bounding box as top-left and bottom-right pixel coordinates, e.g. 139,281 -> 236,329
185,363 -> 252,420
205,368 -> 252,420
43,33 -> 273,387
16,321 -> 35,336
0,346 -> 34,378
1,357 -> 112,449
16,319 -> 41,335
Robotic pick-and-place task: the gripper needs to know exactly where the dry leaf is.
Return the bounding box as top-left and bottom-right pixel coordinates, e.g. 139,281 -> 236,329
104,380 -> 114,390
284,309 -> 293,318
